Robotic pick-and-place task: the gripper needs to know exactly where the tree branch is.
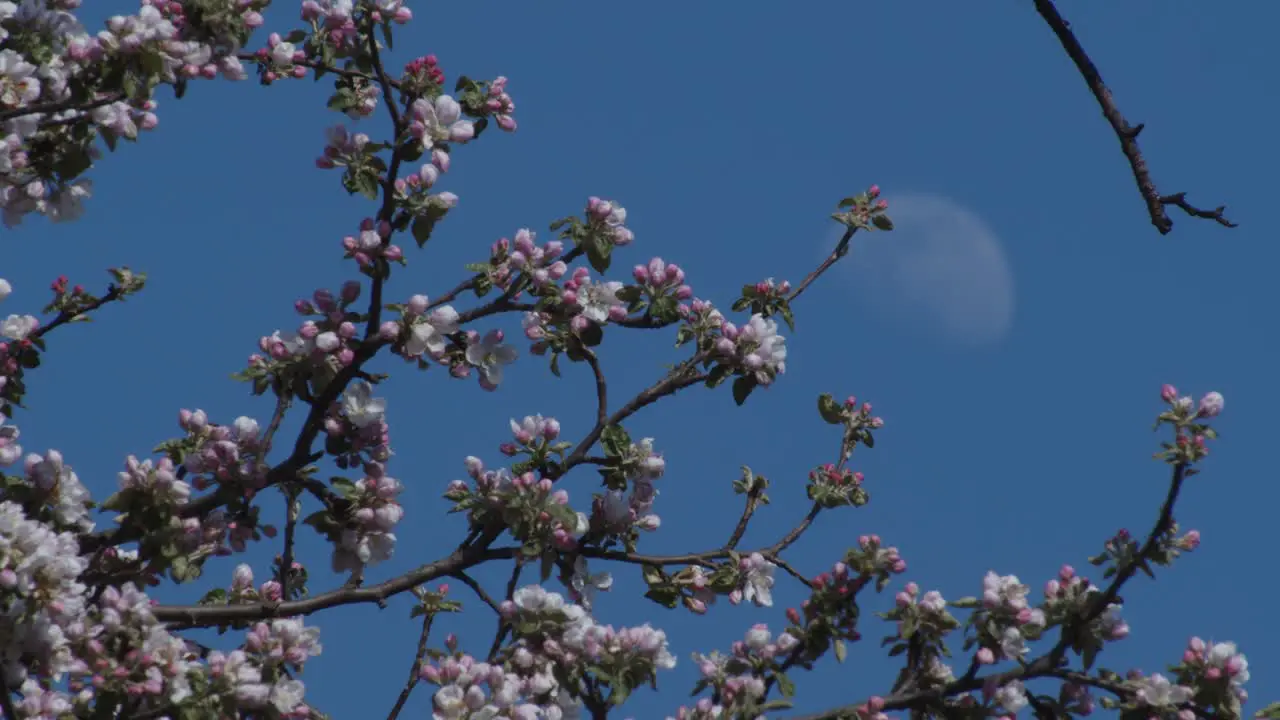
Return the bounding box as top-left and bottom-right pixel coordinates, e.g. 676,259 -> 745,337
1031,0 -> 1236,235
153,541 -> 512,627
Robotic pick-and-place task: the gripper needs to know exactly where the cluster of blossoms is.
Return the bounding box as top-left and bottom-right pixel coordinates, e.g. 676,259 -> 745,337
325,379 -> 391,467
115,454 -> 189,510
1168,637 -> 1250,708
713,314 -> 788,386
202,615 -> 322,717
631,257 -> 692,304
423,585 -> 674,719
316,124 -> 369,170
341,217 -> 404,269
254,31 -> 309,83
177,409 -> 269,494
584,197 -> 633,247
561,267 -> 626,328
589,435 -> 665,545
482,76 -> 517,132
481,229 -> 568,295
3,494 -> 322,716
0,499 -> 87,687
730,552 -> 776,608
391,151 -> 458,216
1,279 -> 39,355
807,461 -> 866,508
674,623 -> 802,718
409,94 -> 475,150
20,448 -> 93,532
383,294 -> 518,390
1,0 -> 272,225
785,537 -> 908,659
1038,564 -> 1128,645
446,458 -> 586,554
250,282 -> 367,389
972,570 -> 1048,663
228,562 -> 284,604
116,448 -> 267,561
0,411 -> 21,466
400,53 -> 444,97
299,0 -> 356,54
328,460 -> 403,573
675,298 -> 726,343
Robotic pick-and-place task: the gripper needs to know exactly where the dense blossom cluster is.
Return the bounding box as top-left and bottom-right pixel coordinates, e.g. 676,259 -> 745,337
0,0 -> 271,225
420,585 -> 675,719
1,496 -> 322,716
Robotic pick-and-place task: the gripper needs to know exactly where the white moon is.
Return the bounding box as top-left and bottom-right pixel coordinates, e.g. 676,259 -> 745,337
835,193 -> 1015,347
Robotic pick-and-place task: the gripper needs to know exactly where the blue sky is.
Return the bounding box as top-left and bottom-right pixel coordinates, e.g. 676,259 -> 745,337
9,1 -> 1279,717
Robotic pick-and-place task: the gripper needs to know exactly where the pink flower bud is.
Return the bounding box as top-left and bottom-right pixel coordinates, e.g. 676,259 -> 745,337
1160,384 -> 1178,403
1197,391 -> 1224,418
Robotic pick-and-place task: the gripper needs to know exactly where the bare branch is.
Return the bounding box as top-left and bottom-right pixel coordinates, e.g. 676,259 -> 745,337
1031,0 -> 1236,235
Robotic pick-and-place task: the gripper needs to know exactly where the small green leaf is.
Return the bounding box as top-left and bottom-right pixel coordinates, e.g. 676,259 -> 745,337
776,671 -> 796,697
834,638 -> 847,663
817,393 -> 846,424
872,214 -> 894,231
412,216 -> 434,246
732,375 -> 756,406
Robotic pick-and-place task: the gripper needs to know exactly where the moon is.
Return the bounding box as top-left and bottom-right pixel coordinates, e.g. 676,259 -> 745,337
835,193 -> 1015,347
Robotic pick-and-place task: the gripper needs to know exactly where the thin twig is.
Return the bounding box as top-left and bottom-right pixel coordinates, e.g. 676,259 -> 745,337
788,228 -> 854,304
451,571 -> 502,614
385,611 -> 435,720
486,560 -> 525,660
723,482 -> 765,551
582,349 -> 609,427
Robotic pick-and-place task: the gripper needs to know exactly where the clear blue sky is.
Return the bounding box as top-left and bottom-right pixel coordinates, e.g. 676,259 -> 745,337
10,2 -> 1279,717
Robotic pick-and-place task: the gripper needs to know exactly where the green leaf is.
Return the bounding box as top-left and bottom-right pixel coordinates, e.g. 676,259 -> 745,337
833,638 -> 847,663
579,322 -> 604,348
412,216 -> 434,246
778,304 -> 796,331
643,588 -> 680,609
948,596 -> 981,609
1082,644 -> 1098,671
872,214 -> 894,231
731,375 -> 756,406
776,671 -> 796,697
649,296 -> 680,324
330,477 -> 358,499
380,22 -> 394,50
704,364 -> 732,389
585,234 -> 612,273
817,393 -> 846,424
600,425 -> 631,457
615,286 -> 643,303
